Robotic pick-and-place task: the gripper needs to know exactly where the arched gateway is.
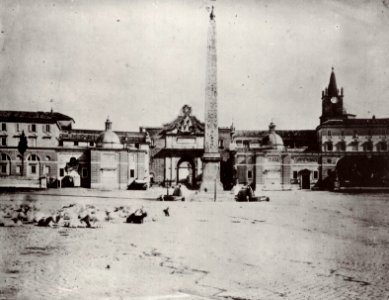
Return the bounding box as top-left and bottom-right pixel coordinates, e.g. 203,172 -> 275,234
336,155 -> 389,187
176,158 -> 195,188
145,105 -> 232,190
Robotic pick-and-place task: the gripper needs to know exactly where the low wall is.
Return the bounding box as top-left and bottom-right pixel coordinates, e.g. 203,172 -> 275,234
0,176 -> 45,189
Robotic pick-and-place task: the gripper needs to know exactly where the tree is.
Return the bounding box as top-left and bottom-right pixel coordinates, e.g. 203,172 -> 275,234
18,130 -> 28,176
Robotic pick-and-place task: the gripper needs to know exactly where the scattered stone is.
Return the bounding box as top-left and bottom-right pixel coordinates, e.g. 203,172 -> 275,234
126,208 -> 147,224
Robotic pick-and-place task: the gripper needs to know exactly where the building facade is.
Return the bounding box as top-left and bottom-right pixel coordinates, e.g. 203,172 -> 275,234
1,68 -> 388,190
0,112 -> 149,189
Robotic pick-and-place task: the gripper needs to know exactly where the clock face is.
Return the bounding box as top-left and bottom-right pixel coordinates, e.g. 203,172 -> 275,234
331,97 -> 338,104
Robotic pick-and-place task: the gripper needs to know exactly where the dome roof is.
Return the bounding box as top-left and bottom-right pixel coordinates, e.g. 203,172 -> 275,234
262,122 -> 284,151
96,118 -> 122,149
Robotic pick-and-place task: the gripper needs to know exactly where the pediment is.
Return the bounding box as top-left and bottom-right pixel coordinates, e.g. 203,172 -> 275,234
161,105 -> 204,136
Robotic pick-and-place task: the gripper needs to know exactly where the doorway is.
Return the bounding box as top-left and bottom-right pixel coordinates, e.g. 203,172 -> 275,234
299,169 -> 311,189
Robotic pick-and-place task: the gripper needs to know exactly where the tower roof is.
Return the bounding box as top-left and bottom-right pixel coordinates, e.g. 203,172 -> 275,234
328,67 -> 338,96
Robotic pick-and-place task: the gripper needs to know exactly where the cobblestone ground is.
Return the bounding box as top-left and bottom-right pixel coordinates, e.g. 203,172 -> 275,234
0,190 -> 388,300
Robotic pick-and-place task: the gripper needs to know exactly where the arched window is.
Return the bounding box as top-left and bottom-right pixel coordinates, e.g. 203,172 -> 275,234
45,156 -> 51,161
0,153 -> 11,175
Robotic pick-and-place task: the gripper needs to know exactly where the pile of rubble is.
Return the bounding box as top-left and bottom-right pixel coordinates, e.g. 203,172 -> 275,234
0,203 -> 168,228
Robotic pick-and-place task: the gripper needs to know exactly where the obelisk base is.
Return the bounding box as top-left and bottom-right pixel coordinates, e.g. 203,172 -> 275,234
193,152 -> 233,201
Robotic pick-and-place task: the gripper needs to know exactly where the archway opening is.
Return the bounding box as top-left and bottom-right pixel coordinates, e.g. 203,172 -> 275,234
336,155 -> 389,187
177,159 -> 195,188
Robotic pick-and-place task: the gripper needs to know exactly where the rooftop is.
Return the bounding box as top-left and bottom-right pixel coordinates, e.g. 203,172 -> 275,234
0,110 -> 74,123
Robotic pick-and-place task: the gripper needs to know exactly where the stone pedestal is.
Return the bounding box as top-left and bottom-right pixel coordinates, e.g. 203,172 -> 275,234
199,152 -> 224,195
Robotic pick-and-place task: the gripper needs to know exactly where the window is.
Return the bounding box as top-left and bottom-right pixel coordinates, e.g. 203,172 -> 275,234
130,169 -> 135,177
337,142 -> 346,151
313,171 -> 318,179
89,141 -> 94,146
16,123 -> 20,132
30,124 -> 36,132
45,156 -> 51,161
45,124 -> 51,133
1,123 -> 6,131
0,154 -> 10,175
326,142 -> 333,151
29,137 -> 37,147
364,142 -> 373,152
74,141 -> 79,146
327,130 -> 332,137
135,143 -> 139,149
44,166 -> 50,175
243,141 -> 250,149
351,142 -> 358,151
293,171 -> 298,179
247,170 -> 252,179
380,142 -> 387,151
59,168 -> 65,177
16,166 -> 21,174
1,137 -> 6,146
31,165 -> 36,174
353,130 -> 358,138
218,139 -> 224,148
327,158 -> 331,164
82,168 -> 88,178
59,141 -> 63,146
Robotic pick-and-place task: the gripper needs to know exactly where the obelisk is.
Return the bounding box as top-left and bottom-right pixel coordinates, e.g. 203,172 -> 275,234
200,6 -> 224,196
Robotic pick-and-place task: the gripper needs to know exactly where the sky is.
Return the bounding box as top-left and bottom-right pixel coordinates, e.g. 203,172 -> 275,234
1,0 -> 389,131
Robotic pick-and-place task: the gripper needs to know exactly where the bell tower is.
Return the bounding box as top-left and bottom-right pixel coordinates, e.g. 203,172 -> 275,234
320,67 -> 346,124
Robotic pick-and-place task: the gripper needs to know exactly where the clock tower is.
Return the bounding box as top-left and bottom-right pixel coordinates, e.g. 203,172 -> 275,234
320,67 -> 346,124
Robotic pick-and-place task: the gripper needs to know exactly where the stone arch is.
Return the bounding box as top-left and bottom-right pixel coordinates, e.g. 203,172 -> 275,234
176,157 -> 195,188
336,155 -> 389,187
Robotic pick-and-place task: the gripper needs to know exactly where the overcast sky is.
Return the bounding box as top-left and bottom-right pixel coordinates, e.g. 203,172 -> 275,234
1,0 -> 389,131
